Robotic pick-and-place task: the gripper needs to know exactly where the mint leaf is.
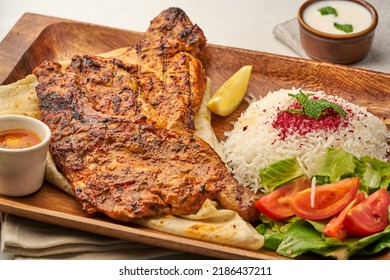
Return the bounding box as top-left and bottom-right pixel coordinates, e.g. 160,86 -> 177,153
288,90 -> 348,119
318,6 -> 338,16
334,23 -> 353,33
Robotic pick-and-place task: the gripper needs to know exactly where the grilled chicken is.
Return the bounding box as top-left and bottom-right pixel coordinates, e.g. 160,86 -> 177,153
34,8 -> 261,223
115,6 -> 207,131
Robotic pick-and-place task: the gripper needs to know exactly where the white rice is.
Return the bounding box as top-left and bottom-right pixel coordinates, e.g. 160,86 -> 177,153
221,88 -> 390,193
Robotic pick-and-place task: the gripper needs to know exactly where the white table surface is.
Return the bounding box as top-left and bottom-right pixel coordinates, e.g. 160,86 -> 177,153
0,0 -> 306,260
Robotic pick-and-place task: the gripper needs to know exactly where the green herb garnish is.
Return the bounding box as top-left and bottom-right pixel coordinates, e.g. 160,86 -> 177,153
318,6 -> 338,16
287,90 -> 348,119
334,22 -> 353,33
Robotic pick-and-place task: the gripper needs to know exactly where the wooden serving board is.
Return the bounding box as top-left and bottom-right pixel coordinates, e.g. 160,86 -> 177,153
1,13 -> 390,260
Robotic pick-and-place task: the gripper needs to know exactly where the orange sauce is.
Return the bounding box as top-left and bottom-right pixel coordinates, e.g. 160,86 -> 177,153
0,129 -> 42,149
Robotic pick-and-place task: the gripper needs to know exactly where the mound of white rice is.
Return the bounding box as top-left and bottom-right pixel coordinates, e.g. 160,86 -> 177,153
221,89 -> 390,193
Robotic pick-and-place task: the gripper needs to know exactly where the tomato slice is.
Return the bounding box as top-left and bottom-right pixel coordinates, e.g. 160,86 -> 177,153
255,177 -> 310,220
323,192 -> 365,240
289,177 -> 359,220
343,188 -> 390,237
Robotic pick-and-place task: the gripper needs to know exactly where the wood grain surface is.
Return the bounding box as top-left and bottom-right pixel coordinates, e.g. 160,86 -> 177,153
0,13 -> 390,260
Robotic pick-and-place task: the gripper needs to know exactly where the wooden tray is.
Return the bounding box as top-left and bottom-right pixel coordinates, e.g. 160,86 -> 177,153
1,13 -> 390,260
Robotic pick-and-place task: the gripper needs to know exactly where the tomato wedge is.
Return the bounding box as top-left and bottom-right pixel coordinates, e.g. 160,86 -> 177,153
323,192 -> 365,240
289,177 -> 359,220
255,177 -> 310,220
343,188 -> 390,237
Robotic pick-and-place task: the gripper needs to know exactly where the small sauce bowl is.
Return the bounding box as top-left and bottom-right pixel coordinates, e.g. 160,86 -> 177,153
298,0 -> 378,64
0,115 -> 51,196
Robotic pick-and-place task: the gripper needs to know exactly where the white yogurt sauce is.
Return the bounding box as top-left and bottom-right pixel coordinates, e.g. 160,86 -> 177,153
303,0 -> 373,34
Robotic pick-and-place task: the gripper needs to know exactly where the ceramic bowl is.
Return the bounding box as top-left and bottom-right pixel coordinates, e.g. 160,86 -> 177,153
298,0 -> 378,64
0,115 -> 51,196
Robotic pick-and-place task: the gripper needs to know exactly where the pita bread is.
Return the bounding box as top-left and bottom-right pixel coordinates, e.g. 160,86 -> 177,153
0,74 -> 40,119
137,199 -> 263,250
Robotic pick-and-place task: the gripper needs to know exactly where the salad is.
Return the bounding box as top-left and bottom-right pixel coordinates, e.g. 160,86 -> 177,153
255,147 -> 390,259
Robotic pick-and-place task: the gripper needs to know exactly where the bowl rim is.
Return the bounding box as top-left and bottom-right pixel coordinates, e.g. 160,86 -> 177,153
0,114 -> 51,153
298,0 -> 378,40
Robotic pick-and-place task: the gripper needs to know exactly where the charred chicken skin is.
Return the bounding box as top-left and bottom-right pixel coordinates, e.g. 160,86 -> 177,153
34,8 -> 260,223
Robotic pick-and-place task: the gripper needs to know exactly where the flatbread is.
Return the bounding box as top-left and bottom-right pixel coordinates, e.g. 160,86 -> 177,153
0,52 -> 264,251
194,78 -> 226,161
0,74 -> 40,119
137,199 -> 263,250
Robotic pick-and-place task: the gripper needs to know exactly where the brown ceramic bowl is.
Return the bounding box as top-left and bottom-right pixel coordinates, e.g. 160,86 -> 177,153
298,0 -> 378,64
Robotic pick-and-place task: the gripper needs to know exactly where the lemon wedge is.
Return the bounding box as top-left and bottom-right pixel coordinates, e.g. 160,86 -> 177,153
207,65 -> 252,116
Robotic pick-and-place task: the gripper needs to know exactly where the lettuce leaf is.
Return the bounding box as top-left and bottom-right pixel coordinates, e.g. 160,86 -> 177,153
259,148 -> 390,193
276,219 -> 346,259
259,157 -> 304,192
311,147 -> 356,183
269,219 -> 390,259
357,226 -> 390,255
256,215 -> 294,250
312,148 -> 390,193
324,225 -> 390,258
359,156 -> 390,192
256,148 -> 390,259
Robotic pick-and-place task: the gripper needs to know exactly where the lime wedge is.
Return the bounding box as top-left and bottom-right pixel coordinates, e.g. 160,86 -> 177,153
207,65 -> 252,116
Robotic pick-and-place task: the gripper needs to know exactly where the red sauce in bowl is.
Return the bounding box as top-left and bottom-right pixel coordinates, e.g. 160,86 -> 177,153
0,129 -> 42,149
